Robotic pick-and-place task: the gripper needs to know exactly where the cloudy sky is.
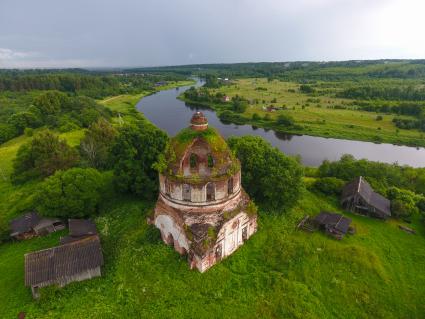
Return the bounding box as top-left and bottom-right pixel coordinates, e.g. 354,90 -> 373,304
0,0 -> 424,68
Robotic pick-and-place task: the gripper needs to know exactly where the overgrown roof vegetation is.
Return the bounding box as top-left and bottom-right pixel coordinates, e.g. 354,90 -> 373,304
158,126 -> 240,179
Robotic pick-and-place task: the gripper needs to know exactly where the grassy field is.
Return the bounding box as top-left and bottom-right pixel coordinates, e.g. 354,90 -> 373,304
188,78 -> 425,146
1,79 -> 425,318
1,187 -> 424,318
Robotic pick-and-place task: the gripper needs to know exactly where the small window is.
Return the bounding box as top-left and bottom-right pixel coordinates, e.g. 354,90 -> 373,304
190,154 -> 197,169
228,178 -> 234,195
165,180 -> 171,196
207,154 -> 214,168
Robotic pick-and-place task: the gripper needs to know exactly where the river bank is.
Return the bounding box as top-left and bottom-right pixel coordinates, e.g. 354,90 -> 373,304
178,78 -> 425,148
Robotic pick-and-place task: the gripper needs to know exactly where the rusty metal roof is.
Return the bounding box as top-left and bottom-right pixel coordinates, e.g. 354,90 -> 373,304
342,176 -> 391,217
25,236 -> 103,287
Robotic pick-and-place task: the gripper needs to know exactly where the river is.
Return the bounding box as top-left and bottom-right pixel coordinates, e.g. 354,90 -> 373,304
136,82 -> 425,167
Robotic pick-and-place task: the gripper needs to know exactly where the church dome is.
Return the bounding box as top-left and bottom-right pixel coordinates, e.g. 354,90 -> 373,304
162,112 -> 240,181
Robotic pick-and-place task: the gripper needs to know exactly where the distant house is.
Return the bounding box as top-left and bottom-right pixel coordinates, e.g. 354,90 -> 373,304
313,212 -> 352,240
10,212 -> 65,240
264,105 -> 279,112
341,176 -> 391,219
60,219 -> 98,245
25,236 -> 104,299
222,95 -> 230,102
155,81 -> 167,87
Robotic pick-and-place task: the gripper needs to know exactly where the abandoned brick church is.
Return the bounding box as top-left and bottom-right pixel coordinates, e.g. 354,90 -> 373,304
151,112 -> 258,272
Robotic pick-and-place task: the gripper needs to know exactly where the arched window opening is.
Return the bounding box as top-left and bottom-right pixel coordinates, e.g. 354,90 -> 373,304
165,179 -> 171,196
182,184 -> 191,201
228,178 -> 234,195
207,154 -> 214,168
206,182 -> 215,201
190,154 -> 197,169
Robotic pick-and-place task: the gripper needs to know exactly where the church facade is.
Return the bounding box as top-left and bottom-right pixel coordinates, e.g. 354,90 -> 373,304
151,112 -> 257,272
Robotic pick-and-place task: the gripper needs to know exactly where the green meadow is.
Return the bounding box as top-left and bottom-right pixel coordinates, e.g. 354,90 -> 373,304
186,78 -> 425,146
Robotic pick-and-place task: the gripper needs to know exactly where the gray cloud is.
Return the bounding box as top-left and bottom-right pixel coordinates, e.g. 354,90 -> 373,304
0,0 -> 423,68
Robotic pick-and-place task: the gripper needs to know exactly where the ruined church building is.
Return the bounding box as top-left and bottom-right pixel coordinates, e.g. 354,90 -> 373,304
150,112 -> 258,272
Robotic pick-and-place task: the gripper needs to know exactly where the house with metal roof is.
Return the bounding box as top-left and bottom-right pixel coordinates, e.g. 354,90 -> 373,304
25,235 -> 103,299
341,176 -> 391,219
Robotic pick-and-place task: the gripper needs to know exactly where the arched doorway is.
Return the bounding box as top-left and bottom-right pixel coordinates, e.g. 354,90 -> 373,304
166,233 -> 174,246
206,182 -> 215,201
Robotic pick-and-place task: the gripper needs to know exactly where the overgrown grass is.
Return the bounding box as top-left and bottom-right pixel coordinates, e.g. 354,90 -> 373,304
1,190 -> 424,318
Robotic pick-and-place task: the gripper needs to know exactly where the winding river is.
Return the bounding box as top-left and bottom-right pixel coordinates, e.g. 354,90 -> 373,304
136,82 -> 425,167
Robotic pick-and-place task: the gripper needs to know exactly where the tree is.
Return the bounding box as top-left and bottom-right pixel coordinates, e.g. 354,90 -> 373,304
300,84 -> 315,94
276,114 -> 295,126
387,186 -> 419,219
34,168 -> 105,218
33,91 -> 67,116
232,95 -> 248,113
228,136 -> 304,211
111,122 -> 168,199
7,111 -> 42,134
0,123 -> 18,144
12,130 -> 79,183
80,118 -> 117,169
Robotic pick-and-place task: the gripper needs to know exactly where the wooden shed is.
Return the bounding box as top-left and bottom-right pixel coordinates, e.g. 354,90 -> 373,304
341,176 -> 391,219
25,235 -> 103,299
10,212 -> 65,240
313,212 -> 352,240
60,219 -> 98,245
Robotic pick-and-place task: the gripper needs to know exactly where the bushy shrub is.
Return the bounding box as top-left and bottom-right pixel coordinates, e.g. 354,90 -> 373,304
252,113 -> 261,121
387,187 -> 420,219
313,177 -> 345,196
276,114 -> 295,126
0,123 -> 18,144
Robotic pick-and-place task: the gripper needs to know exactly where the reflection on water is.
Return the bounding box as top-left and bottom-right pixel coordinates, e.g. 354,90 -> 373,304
136,82 -> 425,168
274,131 -> 294,141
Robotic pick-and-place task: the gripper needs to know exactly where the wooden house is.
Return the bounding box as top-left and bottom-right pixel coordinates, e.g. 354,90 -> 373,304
341,176 -> 391,219
10,212 -> 65,240
60,219 -> 98,244
313,212 -> 352,240
25,236 -> 103,299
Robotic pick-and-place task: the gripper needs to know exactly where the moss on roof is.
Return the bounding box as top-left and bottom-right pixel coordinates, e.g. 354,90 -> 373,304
161,126 -> 239,180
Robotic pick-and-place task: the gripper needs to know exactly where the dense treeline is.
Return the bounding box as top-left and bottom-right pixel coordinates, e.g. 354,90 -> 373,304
130,60 -> 425,81
0,71 -> 185,98
339,85 -> 425,101
0,71 -> 187,145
